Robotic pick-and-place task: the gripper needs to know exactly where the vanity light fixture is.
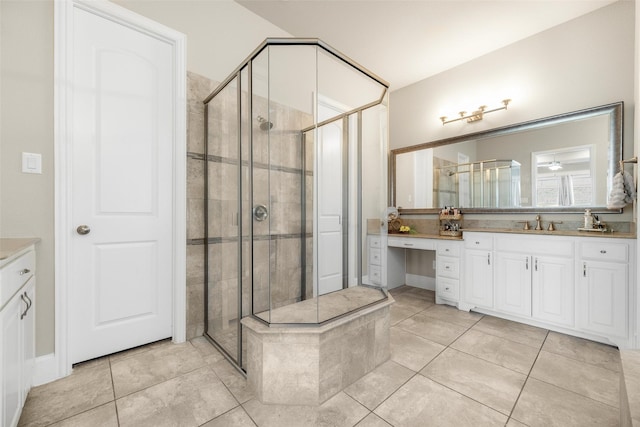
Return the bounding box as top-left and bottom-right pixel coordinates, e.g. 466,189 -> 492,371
440,99 -> 511,125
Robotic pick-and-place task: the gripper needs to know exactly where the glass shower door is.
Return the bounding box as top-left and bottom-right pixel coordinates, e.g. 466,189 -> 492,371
205,76 -> 242,363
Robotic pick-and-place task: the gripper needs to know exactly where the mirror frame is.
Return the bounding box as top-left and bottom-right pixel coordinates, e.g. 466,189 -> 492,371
390,102 -> 623,214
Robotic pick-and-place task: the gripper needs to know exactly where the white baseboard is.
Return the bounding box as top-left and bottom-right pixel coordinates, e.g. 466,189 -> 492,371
405,274 -> 436,291
33,353 -> 61,386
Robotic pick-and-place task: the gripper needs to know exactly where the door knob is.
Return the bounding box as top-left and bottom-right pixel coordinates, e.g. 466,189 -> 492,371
76,225 -> 91,235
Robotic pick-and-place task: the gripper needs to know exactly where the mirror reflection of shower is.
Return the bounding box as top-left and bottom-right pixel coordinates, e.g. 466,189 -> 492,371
435,159 -> 522,208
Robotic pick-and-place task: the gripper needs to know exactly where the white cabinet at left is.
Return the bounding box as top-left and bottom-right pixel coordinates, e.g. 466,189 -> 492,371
1,240 -> 37,427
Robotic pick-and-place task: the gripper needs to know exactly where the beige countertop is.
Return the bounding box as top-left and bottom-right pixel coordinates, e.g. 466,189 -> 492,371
385,228 -> 635,240
462,227 -> 636,239
0,238 -> 40,261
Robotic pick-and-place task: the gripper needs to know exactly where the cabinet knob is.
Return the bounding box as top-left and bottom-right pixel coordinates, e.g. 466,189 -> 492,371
19,268 -> 31,276
445,287 -> 450,291
600,250 -> 607,254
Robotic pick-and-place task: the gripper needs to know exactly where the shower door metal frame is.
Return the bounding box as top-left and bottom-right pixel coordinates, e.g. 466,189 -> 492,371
203,70 -> 248,374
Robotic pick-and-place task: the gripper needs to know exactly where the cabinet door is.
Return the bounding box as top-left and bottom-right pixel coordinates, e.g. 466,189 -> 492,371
464,250 -> 493,308
2,293 -> 24,427
532,256 -> 574,327
578,260 -> 627,338
495,253 -> 531,317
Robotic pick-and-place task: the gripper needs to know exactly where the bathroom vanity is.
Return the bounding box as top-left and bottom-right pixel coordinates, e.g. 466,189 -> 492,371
385,231 -> 636,349
1,238 -> 37,427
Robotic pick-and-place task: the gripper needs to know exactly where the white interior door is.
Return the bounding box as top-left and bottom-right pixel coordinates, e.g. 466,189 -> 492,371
316,122 -> 343,295
69,5 -> 177,364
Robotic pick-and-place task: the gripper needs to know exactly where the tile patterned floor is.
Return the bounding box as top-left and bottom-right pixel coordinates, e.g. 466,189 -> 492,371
19,286 -> 622,427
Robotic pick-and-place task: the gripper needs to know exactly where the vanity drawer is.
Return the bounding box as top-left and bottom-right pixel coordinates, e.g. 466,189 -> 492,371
496,235 -> 573,257
437,277 -> 459,301
437,256 -> 459,279
369,265 -> 382,285
464,233 -> 493,250
369,236 -> 381,249
580,241 -> 628,262
438,241 -> 461,257
388,237 -> 436,250
369,248 -> 382,266
0,249 -> 35,309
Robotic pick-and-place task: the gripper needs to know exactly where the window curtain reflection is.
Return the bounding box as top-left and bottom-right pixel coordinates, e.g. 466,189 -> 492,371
559,175 -> 574,206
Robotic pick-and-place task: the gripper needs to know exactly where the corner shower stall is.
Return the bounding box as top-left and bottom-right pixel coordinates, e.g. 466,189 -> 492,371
203,39 -> 389,372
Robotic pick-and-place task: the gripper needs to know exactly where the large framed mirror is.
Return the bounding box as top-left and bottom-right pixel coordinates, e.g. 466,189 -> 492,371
390,102 -> 623,214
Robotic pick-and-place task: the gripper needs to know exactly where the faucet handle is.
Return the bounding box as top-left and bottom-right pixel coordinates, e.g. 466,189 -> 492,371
517,221 -> 530,230
547,221 -> 563,231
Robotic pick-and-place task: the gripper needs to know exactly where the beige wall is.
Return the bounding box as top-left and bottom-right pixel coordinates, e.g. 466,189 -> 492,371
0,0 -> 289,357
1,0 -> 55,356
390,1 -> 634,151
389,1 -> 635,277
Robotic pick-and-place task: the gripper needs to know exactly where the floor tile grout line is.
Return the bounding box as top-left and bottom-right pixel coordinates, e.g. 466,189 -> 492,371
526,374 -> 621,411
415,371 -> 514,419
528,336 -> 621,410
365,370 -> 420,422
539,346 -> 622,375
393,296 -> 542,422
446,345 -> 533,377
506,329 -> 550,423
371,313 -> 505,423
413,323 -> 520,421
107,356 -> 122,427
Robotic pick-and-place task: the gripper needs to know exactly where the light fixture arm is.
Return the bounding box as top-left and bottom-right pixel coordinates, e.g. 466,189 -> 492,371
440,99 -> 511,125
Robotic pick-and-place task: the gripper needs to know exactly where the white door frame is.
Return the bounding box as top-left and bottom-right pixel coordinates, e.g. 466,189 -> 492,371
54,0 -> 186,378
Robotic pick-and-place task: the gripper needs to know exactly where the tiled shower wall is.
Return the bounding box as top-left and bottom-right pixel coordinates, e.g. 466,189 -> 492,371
186,71 -> 218,339
186,71 -> 315,340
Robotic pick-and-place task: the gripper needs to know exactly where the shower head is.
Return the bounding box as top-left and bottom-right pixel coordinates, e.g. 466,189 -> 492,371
257,115 -> 274,131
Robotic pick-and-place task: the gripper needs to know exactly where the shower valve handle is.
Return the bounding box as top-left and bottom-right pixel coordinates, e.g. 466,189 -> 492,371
253,204 -> 268,222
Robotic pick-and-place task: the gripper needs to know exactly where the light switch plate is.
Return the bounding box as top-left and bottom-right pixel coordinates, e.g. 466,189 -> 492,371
22,152 -> 42,174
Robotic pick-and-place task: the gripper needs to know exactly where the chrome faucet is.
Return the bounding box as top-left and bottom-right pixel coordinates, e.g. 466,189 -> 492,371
534,215 -> 543,230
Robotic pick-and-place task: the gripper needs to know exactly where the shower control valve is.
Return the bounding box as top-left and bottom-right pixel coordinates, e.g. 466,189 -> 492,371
253,204 -> 269,222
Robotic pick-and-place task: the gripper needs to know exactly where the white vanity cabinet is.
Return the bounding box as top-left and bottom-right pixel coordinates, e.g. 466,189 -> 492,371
367,235 -> 382,286
531,253 -> 575,327
494,251 -> 532,317
435,240 -> 462,304
1,243 -> 36,427
577,239 -> 630,340
494,235 -> 574,327
463,233 -> 494,309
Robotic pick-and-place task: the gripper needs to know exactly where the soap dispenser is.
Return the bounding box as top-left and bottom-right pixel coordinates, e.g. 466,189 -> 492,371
583,209 -> 593,229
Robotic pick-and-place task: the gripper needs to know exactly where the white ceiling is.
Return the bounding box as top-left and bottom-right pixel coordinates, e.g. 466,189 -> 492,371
236,0 -> 618,91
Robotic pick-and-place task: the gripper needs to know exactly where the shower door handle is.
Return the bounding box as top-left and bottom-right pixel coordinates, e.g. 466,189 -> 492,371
253,204 -> 268,222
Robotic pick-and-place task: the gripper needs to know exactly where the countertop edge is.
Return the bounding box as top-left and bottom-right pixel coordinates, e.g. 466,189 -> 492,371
461,228 -> 636,239
0,238 -> 41,262
375,229 -> 636,240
